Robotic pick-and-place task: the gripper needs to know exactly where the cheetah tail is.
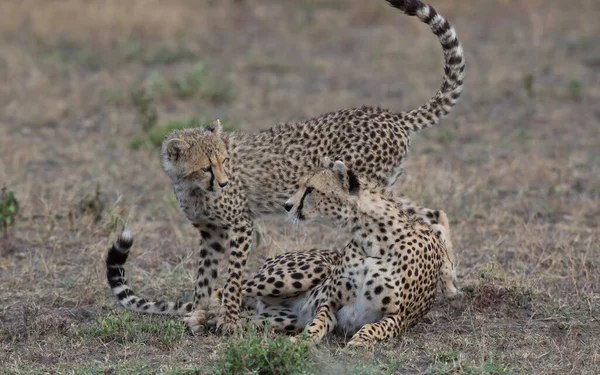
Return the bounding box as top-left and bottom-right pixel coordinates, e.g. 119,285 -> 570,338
386,0 -> 465,132
106,230 -> 192,316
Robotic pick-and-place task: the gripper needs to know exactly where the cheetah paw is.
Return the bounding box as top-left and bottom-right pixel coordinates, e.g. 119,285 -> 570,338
181,309 -> 206,334
291,333 -> 321,345
443,281 -> 463,299
215,315 -> 242,335
204,309 -> 223,333
346,337 -> 373,349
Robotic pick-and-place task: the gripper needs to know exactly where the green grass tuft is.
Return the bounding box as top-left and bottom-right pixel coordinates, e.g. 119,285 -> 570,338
128,137 -> 147,150
74,311 -> 186,348
212,327 -> 313,375
0,187 -> 20,239
144,62 -> 234,103
41,42 -> 104,70
425,352 -> 510,375
568,79 -> 583,101
78,184 -> 105,223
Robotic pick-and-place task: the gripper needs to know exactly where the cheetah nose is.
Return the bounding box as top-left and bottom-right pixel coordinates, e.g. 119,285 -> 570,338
218,181 -> 228,188
283,202 -> 293,212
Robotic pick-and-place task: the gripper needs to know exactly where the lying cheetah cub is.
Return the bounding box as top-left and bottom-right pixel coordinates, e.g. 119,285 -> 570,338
159,0 -> 464,333
275,160 -> 456,347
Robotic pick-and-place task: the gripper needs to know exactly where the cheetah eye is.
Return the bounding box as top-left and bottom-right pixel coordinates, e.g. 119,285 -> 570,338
305,186 -> 314,194
203,166 -> 212,172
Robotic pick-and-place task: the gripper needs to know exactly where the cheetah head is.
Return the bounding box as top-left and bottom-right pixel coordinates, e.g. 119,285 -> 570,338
161,120 -> 229,193
284,158 -> 360,226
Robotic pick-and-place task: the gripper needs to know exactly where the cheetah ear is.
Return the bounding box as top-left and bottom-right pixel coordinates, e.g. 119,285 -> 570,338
332,160 -> 360,196
166,138 -> 190,160
206,119 -> 222,136
321,156 -> 333,168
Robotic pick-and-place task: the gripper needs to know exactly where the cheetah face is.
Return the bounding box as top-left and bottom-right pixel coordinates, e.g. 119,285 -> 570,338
284,159 -> 360,226
161,120 -> 229,194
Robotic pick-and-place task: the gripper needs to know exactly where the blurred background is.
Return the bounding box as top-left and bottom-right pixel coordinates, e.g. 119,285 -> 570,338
0,0 -> 599,373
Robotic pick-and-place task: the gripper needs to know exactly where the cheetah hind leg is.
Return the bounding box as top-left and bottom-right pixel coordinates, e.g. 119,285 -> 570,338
393,197 -> 459,298
432,212 -> 460,298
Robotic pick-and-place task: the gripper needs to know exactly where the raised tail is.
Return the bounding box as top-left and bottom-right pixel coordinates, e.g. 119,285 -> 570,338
106,230 -> 192,315
386,0 -> 465,132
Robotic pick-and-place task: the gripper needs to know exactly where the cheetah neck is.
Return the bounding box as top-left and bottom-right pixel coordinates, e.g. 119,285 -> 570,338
348,187 -> 407,258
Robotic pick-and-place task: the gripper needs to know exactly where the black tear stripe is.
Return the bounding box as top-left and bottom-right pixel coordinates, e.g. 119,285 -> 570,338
297,187 -> 314,219
347,169 -> 361,195
208,168 -> 215,192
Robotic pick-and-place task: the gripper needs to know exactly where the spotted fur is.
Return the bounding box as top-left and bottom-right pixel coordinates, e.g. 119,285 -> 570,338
208,177 -> 458,338
106,232 -> 339,322
279,160 -> 457,347
159,0 -> 464,333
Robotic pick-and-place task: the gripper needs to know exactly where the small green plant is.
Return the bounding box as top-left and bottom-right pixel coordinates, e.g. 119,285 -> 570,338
102,88 -> 126,105
170,62 -> 234,102
522,72 -> 535,97
79,184 -> 105,223
426,352 -> 509,375
145,45 -> 197,65
42,42 -> 103,70
213,327 -> 313,375
131,88 -> 159,132
144,62 -> 234,103
349,359 -> 401,375
128,137 -> 147,150
165,192 -> 178,208
436,128 -> 454,144
0,187 -> 20,239
568,79 -> 583,101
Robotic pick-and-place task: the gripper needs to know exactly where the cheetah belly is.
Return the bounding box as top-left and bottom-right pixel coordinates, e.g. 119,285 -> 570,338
335,259 -> 385,336
289,296 -> 320,327
256,294 -> 316,327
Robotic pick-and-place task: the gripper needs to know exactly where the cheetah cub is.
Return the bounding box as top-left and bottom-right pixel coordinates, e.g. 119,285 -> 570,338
278,160 -> 456,347
159,0 -> 464,333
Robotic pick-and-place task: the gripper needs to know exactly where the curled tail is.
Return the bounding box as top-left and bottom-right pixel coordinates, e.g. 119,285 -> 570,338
386,0 -> 465,132
106,231 -> 192,316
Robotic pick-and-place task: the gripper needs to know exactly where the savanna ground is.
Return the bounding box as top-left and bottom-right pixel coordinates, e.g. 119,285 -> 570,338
0,0 -> 599,374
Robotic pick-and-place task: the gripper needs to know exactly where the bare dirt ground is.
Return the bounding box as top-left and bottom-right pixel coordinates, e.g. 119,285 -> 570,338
1,0 -> 599,374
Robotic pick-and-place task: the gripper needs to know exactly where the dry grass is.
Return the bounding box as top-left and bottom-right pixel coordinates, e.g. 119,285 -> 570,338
1,0 -> 599,373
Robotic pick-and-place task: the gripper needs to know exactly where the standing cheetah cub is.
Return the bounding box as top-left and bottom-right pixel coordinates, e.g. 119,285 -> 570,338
159,0 -> 464,333
278,160 -> 455,347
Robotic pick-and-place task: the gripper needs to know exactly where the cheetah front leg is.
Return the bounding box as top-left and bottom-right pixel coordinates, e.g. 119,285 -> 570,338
214,217 -> 254,334
299,240 -> 364,343
302,302 -> 338,343
347,314 -> 406,348
182,224 -> 228,333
